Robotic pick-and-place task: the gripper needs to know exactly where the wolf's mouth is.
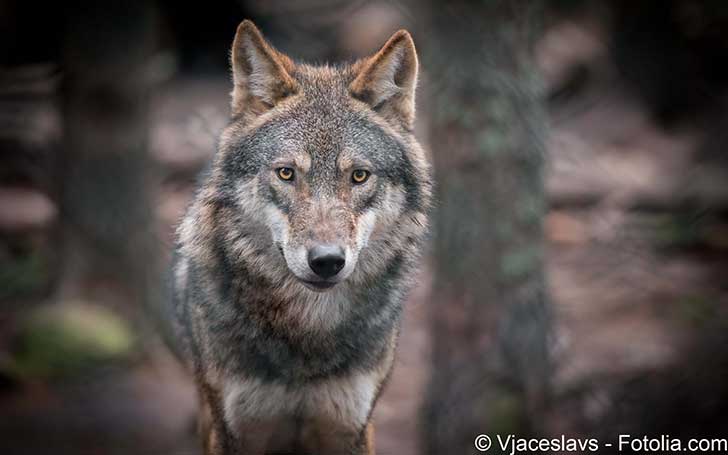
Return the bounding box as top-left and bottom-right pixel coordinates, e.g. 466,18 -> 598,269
300,279 -> 337,291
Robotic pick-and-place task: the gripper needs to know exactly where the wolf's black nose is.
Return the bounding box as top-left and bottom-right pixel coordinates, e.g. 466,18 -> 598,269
308,245 -> 345,279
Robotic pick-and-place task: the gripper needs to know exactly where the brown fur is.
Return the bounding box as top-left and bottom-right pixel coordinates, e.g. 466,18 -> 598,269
231,20 -> 299,120
350,30 -> 419,130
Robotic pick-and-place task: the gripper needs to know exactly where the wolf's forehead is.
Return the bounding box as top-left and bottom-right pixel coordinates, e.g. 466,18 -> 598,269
294,63 -> 355,95
264,93 -> 368,155
224,65 -> 402,171
270,103 -> 350,159
275,106 -> 398,167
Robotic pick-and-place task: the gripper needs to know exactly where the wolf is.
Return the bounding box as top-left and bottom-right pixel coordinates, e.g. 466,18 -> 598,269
168,20 -> 432,454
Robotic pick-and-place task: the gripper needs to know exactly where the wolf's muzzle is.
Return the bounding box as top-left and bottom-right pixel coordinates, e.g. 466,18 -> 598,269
307,244 -> 345,279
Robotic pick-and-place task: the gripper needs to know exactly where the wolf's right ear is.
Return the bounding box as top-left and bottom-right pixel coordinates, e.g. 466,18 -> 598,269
350,30 -> 419,130
230,20 -> 298,119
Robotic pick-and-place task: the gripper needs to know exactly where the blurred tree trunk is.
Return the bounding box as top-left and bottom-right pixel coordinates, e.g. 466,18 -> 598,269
60,2 -> 160,314
421,1 -> 551,453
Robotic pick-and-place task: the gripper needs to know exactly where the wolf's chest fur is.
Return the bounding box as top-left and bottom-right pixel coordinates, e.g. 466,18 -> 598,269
222,335 -> 395,431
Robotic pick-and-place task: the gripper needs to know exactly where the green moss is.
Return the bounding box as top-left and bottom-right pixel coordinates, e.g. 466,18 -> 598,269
476,130 -> 509,156
484,97 -> 512,123
495,220 -> 514,239
486,389 -> 528,436
10,302 -> 136,379
501,245 -> 542,278
515,196 -> 544,223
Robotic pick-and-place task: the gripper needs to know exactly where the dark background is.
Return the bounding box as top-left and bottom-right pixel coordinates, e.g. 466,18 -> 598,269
1,1 -> 728,454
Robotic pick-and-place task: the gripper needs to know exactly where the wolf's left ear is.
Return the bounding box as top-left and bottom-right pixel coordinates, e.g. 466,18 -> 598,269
350,30 -> 419,129
230,20 -> 298,118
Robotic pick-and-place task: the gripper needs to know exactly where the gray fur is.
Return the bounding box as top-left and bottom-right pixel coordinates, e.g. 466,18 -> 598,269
166,21 -> 431,454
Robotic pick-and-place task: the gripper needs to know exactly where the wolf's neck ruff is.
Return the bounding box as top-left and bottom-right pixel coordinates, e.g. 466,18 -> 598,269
169,20 -> 431,454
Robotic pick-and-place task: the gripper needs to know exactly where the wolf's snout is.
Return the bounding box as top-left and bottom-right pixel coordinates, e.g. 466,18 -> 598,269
307,244 -> 345,279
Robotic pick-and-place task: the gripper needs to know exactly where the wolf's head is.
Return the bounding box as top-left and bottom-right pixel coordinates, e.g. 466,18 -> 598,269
195,21 -> 431,294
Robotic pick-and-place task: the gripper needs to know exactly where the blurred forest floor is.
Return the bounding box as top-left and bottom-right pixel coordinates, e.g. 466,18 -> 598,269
2,10 -> 728,455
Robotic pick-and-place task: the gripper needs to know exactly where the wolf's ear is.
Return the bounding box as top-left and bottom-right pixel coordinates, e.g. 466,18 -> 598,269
350,30 -> 419,129
230,20 -> 298,118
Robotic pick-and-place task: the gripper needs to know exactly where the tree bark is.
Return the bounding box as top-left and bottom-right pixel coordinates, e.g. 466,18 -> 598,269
421,2 -> 552,453
59,2 -> 159,314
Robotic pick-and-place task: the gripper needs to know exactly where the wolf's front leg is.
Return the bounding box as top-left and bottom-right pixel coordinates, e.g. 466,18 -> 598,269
300,418 -> 376,455
198,384 -> 275,455
200,414 -> 276,455
231,421 -> 278,455
198,385 -> 229,455
362,422 -> 376,455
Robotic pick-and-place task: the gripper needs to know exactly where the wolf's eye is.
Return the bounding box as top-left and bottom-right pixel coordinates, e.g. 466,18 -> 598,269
352,169 -> 370,184
277,167 -> 294,182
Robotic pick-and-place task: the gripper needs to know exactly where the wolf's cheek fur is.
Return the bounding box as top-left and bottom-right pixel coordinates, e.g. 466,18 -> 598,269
264,205 -> 289,246
354,210 -> 377,250
361,184 -> 406,244
263,205 -> 309,281
347,184 -> 409,284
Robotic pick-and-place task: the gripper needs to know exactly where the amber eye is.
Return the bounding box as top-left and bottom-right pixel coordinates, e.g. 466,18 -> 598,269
277,167 -> 294,181
352,169 -> 370,184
